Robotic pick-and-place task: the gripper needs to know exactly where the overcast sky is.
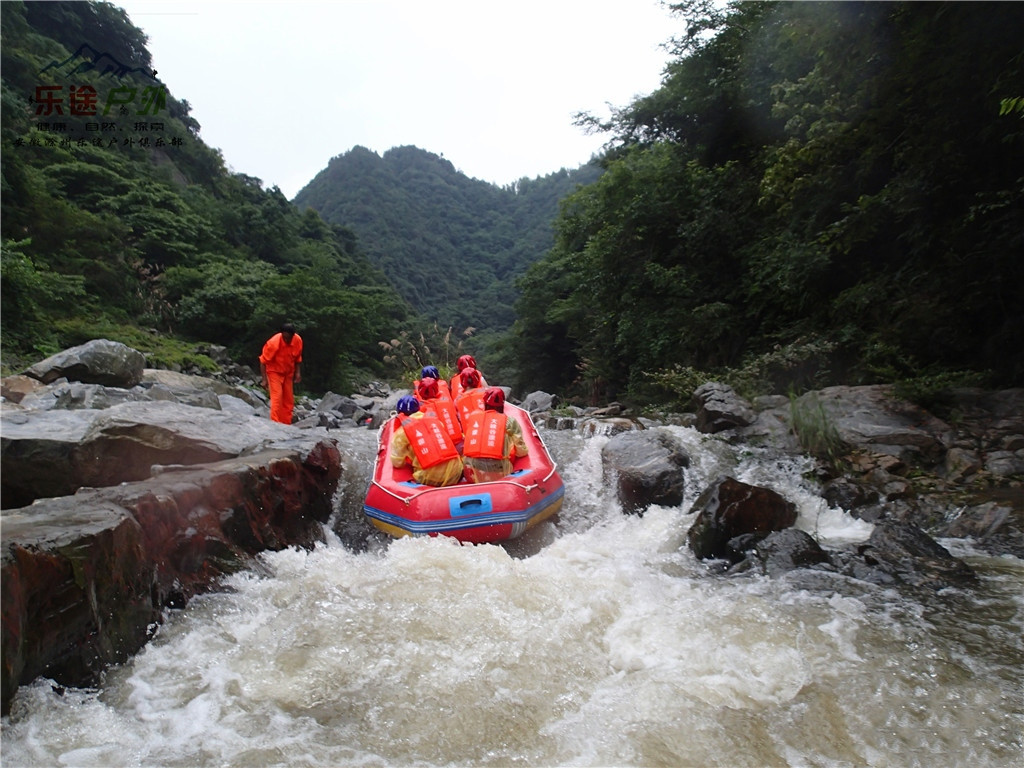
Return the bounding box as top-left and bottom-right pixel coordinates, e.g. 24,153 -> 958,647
116,1 -> 679,199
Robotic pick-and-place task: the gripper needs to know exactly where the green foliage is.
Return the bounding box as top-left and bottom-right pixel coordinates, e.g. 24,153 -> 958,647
641,365 -> 709,410
0,1 -> 410,392
892,369 -> 992,417
513,0 -> 1024,397
51,316 -> 218,373
999,96 -> 1024,116
1,238 -> 87,357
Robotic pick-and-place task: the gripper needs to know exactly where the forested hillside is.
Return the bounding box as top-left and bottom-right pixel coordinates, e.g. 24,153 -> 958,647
293,146 -> 601,333
6,1 -> 1020,405
1,1 -> 410,393
510,1 -> 1024,402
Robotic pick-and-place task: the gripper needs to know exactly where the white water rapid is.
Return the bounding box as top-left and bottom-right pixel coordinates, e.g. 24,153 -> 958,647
3,423 -> 1022,767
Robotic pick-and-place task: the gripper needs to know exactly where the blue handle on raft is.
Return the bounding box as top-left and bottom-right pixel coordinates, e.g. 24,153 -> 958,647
449,493 -> 493,517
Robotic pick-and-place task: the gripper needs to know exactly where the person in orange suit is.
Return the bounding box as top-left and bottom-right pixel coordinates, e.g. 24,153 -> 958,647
259,323 -> 303,424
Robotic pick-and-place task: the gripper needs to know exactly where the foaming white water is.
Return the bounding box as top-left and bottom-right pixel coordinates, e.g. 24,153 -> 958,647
4,425 -> 1022,768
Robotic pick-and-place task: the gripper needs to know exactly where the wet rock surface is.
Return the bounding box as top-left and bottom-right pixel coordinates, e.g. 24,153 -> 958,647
600,429 -> 690,514
685,476 -> 798,561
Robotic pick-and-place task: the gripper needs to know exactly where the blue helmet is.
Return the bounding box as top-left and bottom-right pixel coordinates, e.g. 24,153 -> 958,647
421,365 -> 440,380
396,395 -> 420,415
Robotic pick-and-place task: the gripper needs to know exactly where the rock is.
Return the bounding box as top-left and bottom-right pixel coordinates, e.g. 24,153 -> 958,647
601,429 -> 689,514
18,379 -> 148,411
1,409 -> 94,508
141,369 -> 264,409
852,521 -> 976,589
218,394 -> 258,415
944,447 -> 982,480
691,382 -> 755,433
317,392 -> 359,416
0,375 -> 46,404
798,385 -> 951,464
686,476 -> 798,561
25,339 -> 146,388
1,401 -> 330,509
521,391 -> 558,414
1,443 -> 341,715
1,500 -> 153,716
942,501 -> 1013,540
822,476 -> 878,511
984,450 -> 1024,477
579,417 -> 639,438
544,415 -> 579,431
754,528 -> 830,576
938,496 -> 1024,557
864,468 -> 913,501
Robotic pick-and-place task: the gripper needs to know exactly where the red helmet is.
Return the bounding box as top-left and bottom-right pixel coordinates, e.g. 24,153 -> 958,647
418,378 -> 439,400
456,354 -> 477,372
460,368 -> 481,389
483,387 -> 505,411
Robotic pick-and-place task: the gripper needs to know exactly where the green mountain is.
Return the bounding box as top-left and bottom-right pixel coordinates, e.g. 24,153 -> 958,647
1,1 -> 410,393
293,145 -> 601,334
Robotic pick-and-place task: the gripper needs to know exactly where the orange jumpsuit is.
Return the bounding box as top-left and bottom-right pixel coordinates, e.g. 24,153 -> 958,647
259,332 -> 303,424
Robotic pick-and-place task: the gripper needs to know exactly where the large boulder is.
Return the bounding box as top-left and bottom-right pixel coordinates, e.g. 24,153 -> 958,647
521,391 -> 558,414
845,521 -> 976,589
1,400 -> 331,509
141,369 -> 265,409
795,385 -> 952,464
2,442 -> 341,715
601,429 -> 689,514
25,339 -> 146,388
691,382 -> 755,434
686,476 -> 798,561
0,409 -> 95,507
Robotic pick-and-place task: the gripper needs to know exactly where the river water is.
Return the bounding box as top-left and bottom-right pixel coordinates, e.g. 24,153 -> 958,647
3,423 -> 1022,767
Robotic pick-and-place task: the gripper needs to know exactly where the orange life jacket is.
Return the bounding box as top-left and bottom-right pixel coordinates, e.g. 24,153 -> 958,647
462,411 -> 509,460
455,388 -> 487,424
420,396 -> 463,442
401,413 -> 460,468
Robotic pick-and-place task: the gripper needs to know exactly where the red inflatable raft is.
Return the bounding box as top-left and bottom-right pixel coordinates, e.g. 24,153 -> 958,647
363,403 -> 564,544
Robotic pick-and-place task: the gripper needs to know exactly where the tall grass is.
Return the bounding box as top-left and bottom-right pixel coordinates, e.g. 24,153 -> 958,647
789,391 -> 848,471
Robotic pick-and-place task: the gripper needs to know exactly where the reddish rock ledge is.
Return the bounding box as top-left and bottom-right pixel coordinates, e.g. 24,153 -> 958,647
1,442 -> 341,715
